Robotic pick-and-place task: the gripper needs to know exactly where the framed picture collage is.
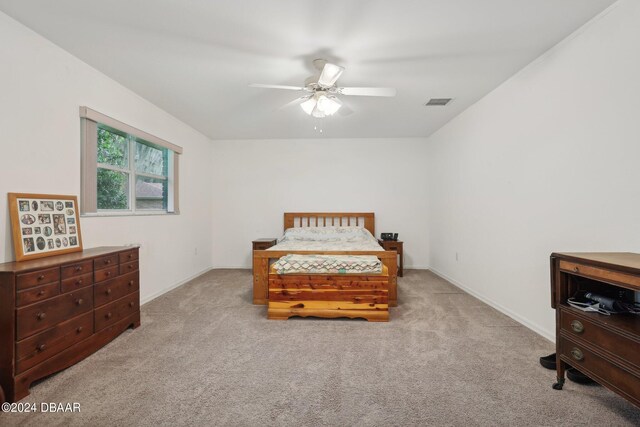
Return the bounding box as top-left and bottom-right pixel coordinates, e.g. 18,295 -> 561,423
8,193 -> 83,261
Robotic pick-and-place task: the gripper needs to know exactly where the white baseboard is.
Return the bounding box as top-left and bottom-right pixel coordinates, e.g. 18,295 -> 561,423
140,266 -> 213,305
429,267 -> 555,343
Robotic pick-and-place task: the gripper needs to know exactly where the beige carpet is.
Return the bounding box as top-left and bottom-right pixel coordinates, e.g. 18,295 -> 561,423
2,269 -> 639,426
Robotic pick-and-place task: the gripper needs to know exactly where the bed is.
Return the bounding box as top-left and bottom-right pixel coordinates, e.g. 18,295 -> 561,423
252,213 -> 398,320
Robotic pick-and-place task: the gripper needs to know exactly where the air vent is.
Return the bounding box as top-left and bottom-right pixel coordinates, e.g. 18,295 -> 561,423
425,98 -> 452,106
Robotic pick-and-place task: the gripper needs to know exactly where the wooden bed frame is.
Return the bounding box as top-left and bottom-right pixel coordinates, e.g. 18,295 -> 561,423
252,212 -> 398,307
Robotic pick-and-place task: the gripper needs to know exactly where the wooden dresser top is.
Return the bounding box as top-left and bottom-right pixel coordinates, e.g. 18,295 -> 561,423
553,252 -> 640,274
0,246 -> 138,273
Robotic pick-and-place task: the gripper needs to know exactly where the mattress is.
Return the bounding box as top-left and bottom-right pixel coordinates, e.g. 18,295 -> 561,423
272,254 -> 383,275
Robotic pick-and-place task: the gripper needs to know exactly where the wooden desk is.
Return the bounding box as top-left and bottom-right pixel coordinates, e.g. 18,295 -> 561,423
550,252 -> 640,408
378,240 -> 403,277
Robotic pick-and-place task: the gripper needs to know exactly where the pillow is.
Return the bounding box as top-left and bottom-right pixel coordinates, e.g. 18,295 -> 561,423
280,226 -> 374,242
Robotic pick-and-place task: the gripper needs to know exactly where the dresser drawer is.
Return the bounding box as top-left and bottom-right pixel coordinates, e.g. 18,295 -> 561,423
16,287 -> 93,340
94,272 -> 139,307
61,260 -> 92,279
560,307 -> 640,370
61,272 -> 93,293
120,260 -> 139,275
94,291 -> 140,332
16,283 -> 60,307
16,268 -> 60,291
15,312 -> 93,374
559,260 -> 640,288
119,249 -> 138,264
94,265 -> 118,283
94,254 -> 118,271
559,337 -> 640,403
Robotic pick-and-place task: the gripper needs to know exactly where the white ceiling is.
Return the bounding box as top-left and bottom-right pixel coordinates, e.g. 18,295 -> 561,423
0,0 -> 617,140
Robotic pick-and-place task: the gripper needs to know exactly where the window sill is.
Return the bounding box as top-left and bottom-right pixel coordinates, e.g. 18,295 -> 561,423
81,210 -> 179,218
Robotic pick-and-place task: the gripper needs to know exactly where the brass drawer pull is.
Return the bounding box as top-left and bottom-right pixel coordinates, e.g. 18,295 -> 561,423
76,298 -> 84,306
76,280 -> 83,286
106,312 -> 112,319
76,326 -> 83,333
106,289 -> 112,295
571,320 -> 584,333
129,301 -> 135,308
38,274 -> 45,281
105,271 -> 112,277
36,344 -> 46,352
105,259 -> 112,264
571,347 -> 584,361
75,266 -> 83,272
573,266 -> 579,273
36,312 -> 46,320
37,290 -> 45,296
128,280 -> 134,286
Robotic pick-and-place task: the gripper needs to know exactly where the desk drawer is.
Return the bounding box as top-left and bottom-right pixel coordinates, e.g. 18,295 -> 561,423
17,268 -> 60,291
559,337 -> 640,403
61,272 -> 93,293
94,254 -> 118,271
17,282 -> 60,307
16,287 -> 93,340
94,265 -> 118,283
119,250 -> 138,264
94,291 -> 139,332
61,260 -> 92,279
559,260 -> 640,288
120,260 -> 138,275
15,312 -> 93,374
560,307 -> 640,370
94,272 -> 139,307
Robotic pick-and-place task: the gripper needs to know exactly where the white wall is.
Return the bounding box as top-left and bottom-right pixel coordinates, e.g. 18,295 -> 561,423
426,0 -> 640,340
0,12 -> 213,303
211,138 -> 430,268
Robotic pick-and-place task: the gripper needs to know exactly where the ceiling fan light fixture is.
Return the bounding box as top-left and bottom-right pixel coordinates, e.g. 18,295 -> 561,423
317,95 -> 341,116
300,97 -> 317,115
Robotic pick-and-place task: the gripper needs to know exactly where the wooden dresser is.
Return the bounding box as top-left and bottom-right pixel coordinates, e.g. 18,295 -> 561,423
0,246 -> 140,402
550,252 -> 640,408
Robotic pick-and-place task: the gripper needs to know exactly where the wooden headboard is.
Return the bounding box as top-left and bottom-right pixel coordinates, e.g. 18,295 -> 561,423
284,212 -> 375,235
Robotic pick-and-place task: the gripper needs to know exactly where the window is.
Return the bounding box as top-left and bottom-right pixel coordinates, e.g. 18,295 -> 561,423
80,107 -> 182,215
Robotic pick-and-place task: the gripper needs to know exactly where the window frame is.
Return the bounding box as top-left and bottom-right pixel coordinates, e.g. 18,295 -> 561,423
80,107 -> 181,217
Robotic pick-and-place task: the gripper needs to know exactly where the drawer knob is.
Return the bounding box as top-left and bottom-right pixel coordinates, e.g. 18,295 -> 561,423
571,320 -> 584,334
76,279 -> 83,286
37,290 -> 45,296
573,266 -> 579,273
36,344 -> 46,352
105,259 -> 112,264
106,271 -> 112,277
106,289 -> 112,295
76,326 -> 83,333
128,254 -> 133,259
76,298 -> 84,306
571,347 -> 584,361
75,266 -> 83,272
106,312 -> 112,319
128,280 -> 134,286
36,312 -> 46,320
128,264 -> 133,269
129,301 -> 135,308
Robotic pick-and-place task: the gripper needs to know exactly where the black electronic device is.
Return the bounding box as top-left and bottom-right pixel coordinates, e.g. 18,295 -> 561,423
380,233 -> 398,241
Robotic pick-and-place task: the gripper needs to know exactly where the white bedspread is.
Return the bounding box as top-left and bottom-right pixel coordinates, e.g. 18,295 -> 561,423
267,226 -> 383,252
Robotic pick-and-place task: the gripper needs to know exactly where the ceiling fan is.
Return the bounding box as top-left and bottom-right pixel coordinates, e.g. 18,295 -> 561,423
249,59 -> 396,118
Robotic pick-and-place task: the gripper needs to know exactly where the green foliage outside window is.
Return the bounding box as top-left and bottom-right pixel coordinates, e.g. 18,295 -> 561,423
97,128 -> 129,209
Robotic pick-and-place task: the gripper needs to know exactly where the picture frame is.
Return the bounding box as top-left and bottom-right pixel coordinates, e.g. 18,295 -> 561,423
8,193 -> 83,261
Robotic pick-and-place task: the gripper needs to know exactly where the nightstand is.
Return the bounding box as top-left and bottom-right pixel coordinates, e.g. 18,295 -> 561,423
252,238 -> 277,251
378,239 -> 404,277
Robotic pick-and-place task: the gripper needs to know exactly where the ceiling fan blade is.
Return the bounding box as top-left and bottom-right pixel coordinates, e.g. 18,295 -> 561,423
276,95 -> 311,111
317,63 -> 344,88
249,83 -> 307,91
338,87 -> 397,97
